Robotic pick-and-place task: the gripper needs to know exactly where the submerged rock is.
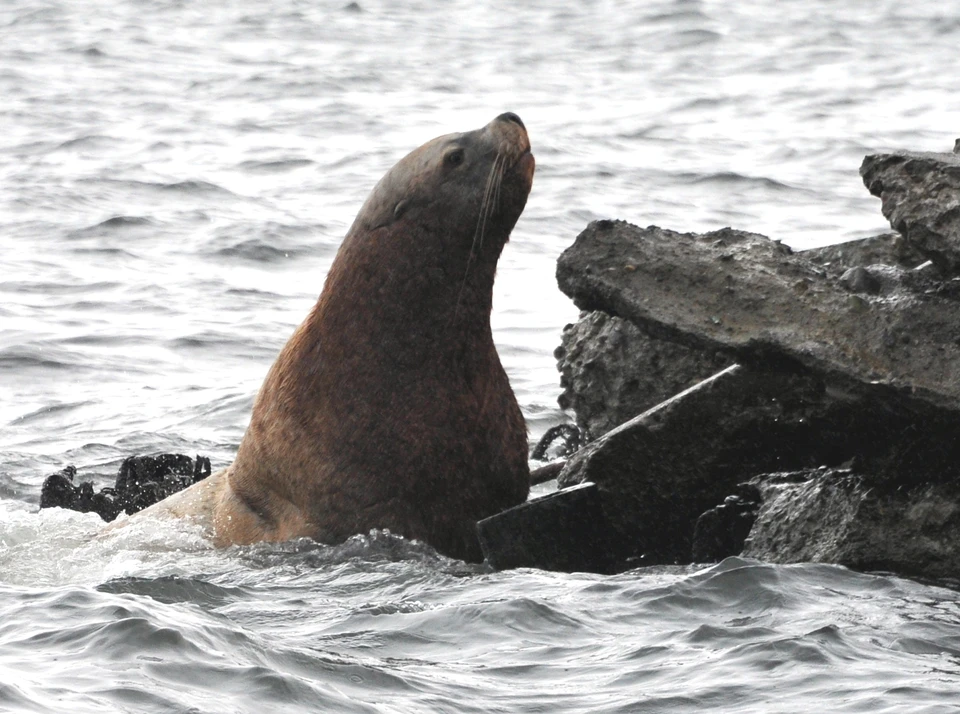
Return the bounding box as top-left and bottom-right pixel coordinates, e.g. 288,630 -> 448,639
40,454 -> 212,521
691,484 -> 761,563
40,465 -> 120,521
742,468 -> 960,580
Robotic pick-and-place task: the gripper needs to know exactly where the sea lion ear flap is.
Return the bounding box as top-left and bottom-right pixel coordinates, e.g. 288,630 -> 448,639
393,199 -> 409,221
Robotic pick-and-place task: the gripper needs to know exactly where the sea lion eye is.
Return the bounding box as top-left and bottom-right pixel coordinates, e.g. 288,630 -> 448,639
444,148 -> 465,168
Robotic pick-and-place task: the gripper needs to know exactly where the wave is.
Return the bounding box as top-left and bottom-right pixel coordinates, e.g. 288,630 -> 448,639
77,178 -> 238,198
204,222 -> 335,262
54,134 -> 121,152
238,158 -> 315,174
67,215 -> 156,239
97,575 -> 251,607
212,237 -> 301,262
166,331 -> 252,351
0,345 -> 81,373
9,400 -> 95,426
679,171 -> 798,192
161,180 -> 237,196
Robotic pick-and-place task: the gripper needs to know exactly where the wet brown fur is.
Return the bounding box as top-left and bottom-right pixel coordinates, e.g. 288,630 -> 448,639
129,114 -> 535,561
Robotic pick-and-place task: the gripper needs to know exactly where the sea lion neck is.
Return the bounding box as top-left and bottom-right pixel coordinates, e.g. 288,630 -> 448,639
326,217 -> 500,323
311,229 -> 497,371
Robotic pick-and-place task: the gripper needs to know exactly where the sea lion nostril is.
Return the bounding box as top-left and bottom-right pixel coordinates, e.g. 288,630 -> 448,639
497,112 -> 525,130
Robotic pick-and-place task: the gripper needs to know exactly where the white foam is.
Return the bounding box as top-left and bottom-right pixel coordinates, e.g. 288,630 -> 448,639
0,500 -> 222,588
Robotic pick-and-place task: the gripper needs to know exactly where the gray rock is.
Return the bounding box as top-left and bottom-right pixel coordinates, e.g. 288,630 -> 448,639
554,231 -> 931,442
556,219 -> 960,410
476,482 -> 619,573
803,232 -> 927,272
690,484 -> 761,563
544,162 -> 960,578
556,364 -> 833,565
743,468 -> 960,580
556,311 -> 731,439
860,149 -> 960,274
552,350 -> 960,570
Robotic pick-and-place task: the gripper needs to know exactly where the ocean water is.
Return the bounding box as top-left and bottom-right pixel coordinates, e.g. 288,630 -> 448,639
2,0 -> 960,711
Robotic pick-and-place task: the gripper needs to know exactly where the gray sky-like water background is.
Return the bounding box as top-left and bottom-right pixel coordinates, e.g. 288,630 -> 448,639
2,1 -> 960,712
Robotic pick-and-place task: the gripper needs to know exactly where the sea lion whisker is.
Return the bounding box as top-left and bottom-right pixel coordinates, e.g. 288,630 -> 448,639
481,151 -> 508,249
453,151 -> 503,321
493,141 -> 510,211
493,153 -> 506,219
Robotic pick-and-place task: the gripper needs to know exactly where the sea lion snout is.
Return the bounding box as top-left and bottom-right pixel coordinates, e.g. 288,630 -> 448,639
486,112 -> 536,181
486,113 -> 535,196
487,112 -> 532,157
496,111 -> 526,130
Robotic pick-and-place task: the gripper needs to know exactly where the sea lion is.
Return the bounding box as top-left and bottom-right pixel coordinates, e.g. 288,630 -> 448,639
128,112 -> 535,562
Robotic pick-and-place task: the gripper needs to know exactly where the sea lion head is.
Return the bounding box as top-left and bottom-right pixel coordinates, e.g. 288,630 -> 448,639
349,112 -> 535,262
